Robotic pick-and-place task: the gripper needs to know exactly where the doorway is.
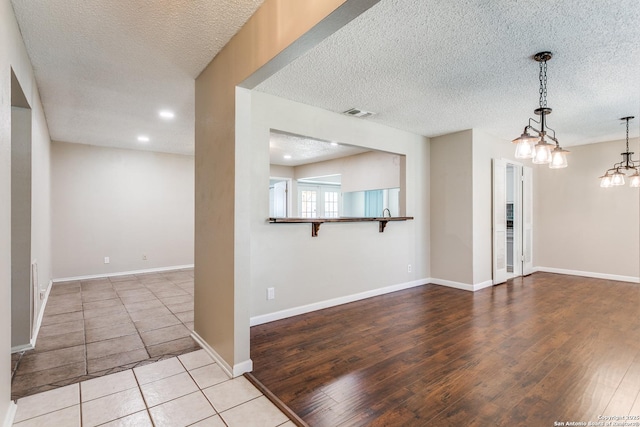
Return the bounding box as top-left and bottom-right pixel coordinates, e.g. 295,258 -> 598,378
506,164 -> 518,277
492,159 -> 533,285
269,177 -> 291,218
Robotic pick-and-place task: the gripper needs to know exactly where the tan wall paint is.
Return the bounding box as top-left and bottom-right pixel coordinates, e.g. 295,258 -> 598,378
429,127 -> 637,288
195,0 -> 380,371
1,0 -> 53,420
51,142 -> 194,279
270,164 -> 294,179
430,130 -> 474,285
11,106 -> 32,348
431,129 -> 517,288
534,138 -> 640,280
471,129 -> 518,285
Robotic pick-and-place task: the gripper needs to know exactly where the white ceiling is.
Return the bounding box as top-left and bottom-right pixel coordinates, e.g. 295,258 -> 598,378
11,0 -> 640,158
270,131 -> 370,166
257,0 -> 640,147
11,0 -> 264,155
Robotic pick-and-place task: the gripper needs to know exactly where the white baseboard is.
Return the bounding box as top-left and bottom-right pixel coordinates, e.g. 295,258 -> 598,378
250,278 -> 429,327
11,343 -> 34,354
233,359 -> 254,377
190,331 -> 253,378
429,278 -> 475,292
30,280 -> 53,348
472,280 -> 494,291
10,279 -> 52,352
3,401 -> 17,427
52,264 -> 194,283
534,267 -> 639,284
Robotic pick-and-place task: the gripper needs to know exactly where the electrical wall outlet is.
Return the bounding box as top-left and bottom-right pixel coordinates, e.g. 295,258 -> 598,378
39,291 -> 45,300
407,264 -> 412,273
267,287 -> 275,300
142,254 -> 147,261
104,256 -> 110,264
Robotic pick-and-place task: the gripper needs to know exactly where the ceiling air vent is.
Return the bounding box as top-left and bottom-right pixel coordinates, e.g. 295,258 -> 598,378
342,108 -> 376,118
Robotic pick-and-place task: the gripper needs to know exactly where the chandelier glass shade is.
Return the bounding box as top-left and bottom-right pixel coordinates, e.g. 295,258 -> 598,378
512,52 -> 569,168
599,116 -> 640,188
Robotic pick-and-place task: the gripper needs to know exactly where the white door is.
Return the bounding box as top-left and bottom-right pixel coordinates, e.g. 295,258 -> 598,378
522,166 -> 534,275
493,160 -> 533,283
493,159 -> 508,285
272,181 -> 288,217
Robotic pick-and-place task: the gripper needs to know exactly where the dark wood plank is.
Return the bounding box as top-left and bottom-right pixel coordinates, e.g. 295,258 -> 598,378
250,273 -> 640,426
244,372 -> 309,427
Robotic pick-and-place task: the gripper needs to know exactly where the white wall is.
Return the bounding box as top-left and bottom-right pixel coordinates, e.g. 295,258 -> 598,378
51,142 -> 194,279
272,150 -> 402,218
534,138 -> 640,281
240,90 -> 430,320
294,150 -> 401,192
31,92 -> 52,300
1,0 -> 53,421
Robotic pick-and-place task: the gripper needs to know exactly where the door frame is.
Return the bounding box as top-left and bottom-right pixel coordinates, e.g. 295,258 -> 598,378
492,159 -> 532,285
269,176 -> 292,218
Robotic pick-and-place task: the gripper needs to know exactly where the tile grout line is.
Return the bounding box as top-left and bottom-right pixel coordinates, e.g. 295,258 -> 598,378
81,281 -> 88,381
113,274 -> 150,364
12,269 -> 198,402
177,355 -> 228,426
10,351 -> 25,385
131,365 -> 156,427
78,382 -> 83,427
15,353 -> 284,426
80,280 -> 86,427
11,283 -> 83,400
132,272 -> 190,356
244,373 -> 307,427
177,354 -> 286,426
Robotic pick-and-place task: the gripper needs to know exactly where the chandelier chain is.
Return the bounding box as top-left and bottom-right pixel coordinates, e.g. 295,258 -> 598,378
626,117 -> 630,153
539,59 -> 548,108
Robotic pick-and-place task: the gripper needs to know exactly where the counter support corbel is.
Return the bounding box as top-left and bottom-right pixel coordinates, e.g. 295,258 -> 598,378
268,217 -> 414,237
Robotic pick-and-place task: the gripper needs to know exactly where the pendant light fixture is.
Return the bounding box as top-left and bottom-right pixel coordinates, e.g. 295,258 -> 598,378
512,52 -> 569,168
599,116 -> 640,188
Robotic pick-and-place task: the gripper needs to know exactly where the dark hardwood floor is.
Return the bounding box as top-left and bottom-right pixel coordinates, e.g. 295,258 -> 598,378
250,273 -> 640,426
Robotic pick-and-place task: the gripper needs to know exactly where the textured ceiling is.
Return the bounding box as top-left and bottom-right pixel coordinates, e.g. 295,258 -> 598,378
12,0 -> 640,158
11,0 -> 264,155
270,131 -> 370,167
257,0 -> 640,147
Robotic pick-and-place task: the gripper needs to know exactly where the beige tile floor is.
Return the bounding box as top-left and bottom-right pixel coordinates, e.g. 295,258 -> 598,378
12,269 -> 200,400
13,349 -> 294,427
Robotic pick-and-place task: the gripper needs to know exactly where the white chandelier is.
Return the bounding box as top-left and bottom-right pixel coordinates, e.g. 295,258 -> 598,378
512,52 -> 569,168
599,116 -> 640,188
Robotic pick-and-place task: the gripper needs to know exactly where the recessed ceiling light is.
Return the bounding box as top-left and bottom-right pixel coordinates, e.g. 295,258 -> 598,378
283,154 -> 292,159
159,110 -> 175,120
330,142 -> 339,146
137,135 -> 150,143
